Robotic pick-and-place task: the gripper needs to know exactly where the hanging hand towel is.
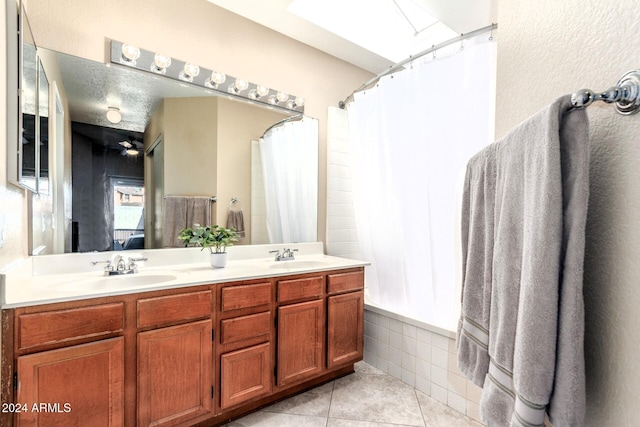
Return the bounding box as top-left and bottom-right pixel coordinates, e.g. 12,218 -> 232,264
163,196 -> 211,247
227,210 -> 245,239
457,95 -> 589,427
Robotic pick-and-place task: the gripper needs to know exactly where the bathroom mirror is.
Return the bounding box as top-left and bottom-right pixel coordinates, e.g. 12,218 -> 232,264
32,47 -> 318,253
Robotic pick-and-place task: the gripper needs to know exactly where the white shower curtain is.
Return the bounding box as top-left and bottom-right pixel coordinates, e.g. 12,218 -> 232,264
348,34 -> 496,330
260,117 -> 318,244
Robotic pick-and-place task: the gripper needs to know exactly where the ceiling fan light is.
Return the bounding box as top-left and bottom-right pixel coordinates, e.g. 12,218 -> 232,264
125,148 -> 139,156
106,107 -> 122,124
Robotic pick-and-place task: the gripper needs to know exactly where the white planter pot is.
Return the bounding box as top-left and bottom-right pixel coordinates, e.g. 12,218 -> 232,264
209,252 -> 228,268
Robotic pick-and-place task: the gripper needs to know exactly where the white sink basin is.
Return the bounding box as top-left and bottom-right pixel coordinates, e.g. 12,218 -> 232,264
269,260 -> 329,270
56,274 -> 178,292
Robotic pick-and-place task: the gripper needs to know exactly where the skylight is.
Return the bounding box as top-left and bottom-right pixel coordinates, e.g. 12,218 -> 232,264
287,0 -> 458,63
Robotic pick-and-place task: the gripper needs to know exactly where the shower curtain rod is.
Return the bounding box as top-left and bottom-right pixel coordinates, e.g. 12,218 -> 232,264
339,23 -> 498,108
261,114 -> 304,138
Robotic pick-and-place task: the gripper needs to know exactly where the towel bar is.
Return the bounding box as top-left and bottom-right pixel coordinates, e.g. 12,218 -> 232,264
571,70 -> 640,115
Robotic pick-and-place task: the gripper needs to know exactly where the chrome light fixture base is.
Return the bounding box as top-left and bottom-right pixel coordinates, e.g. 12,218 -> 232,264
110,40 -> 304,114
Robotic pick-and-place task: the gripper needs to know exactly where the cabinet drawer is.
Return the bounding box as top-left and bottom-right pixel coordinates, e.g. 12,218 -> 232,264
327,271 -> 364,294
221,282 -> 272,311
220,311 -> 271,345
138,290 -> 212,328
277,276 -> 323,303
18,303 -> 124,351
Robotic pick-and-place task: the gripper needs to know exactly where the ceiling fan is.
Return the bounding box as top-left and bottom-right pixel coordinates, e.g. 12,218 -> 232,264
118,139 -> 143,156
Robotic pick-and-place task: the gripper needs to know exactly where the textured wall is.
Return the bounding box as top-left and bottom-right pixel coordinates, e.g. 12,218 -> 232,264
495,0 -> 640,424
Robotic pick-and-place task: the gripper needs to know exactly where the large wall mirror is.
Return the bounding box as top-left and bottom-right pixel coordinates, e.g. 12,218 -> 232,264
10,4 -> 319,255
32,47 -> 318,253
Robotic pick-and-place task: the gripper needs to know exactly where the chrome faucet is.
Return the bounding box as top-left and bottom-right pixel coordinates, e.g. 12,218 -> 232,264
269,248 -> 298,261
91,256 -> 148,276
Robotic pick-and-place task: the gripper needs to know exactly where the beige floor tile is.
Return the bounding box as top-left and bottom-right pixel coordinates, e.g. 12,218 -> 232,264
263,381 -> 334,417
227,411 -> 328,427
330,372 -> 425,426
416,390 -> 483,427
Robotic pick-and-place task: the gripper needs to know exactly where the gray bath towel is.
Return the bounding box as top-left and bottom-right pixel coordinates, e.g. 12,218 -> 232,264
227,209 -> 246,239
457,95 -> 589,426
163,196 -> 212,247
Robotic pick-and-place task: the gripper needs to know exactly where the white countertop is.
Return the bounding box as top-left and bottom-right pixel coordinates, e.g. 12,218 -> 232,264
0,243 -> 369,308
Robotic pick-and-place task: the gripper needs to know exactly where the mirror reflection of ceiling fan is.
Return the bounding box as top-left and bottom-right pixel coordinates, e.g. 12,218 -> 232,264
118,139 -> 143,156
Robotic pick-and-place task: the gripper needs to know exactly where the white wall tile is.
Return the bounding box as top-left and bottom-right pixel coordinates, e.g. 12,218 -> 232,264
416,359 -> 431,381
390,330 -> 403,350
415,375 -> 431,396
402,369 -> 416,387
416,341 -> 432,362
402,352 -> 416,373
389,362 -> 402,380
389,318 -> 403,333
431,346 -> 449,369
431,365 -> 448,389
403,323 -> 417,339
447,371 -> 467,397
448,391 -> 467,414
417,328 -> 433,344
403,335 -> 417,355
431,383 -> 448,404
389,346 -> 402,367
467,402 -> 482,423
466,380 -> 483,404
432,333 -> 450,351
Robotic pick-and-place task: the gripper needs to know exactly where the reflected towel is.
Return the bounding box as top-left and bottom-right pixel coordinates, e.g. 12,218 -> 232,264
457,95 -> 589,426
227,210 -> 245,239
163,196 -> 211,247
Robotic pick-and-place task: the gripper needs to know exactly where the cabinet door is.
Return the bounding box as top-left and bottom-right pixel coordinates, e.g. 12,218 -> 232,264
277,299 -> 324,387
16,337 -> 124,427
137,320 -> 213,427
220,342 -> 271,410
327,291 -> 364,368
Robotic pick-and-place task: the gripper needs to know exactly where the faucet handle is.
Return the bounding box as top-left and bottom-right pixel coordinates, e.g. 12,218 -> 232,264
269,250 -> 281,260
91,259 -> 113,271
127,256 -> 147,273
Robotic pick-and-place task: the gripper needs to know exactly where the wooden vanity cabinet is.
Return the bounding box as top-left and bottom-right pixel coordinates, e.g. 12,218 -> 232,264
4,301 -> 127,427
327,271 -> 365,369
276,276 -> 325,387
217,281 -> 274,411
136,290 -> 214,427
2,267 -> 365,427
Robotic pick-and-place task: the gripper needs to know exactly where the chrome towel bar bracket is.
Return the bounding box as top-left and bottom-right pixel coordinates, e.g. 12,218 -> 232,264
571,70 -> 640,115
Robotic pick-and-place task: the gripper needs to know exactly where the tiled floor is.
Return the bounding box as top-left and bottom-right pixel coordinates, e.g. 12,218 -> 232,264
226,362 -> 483,427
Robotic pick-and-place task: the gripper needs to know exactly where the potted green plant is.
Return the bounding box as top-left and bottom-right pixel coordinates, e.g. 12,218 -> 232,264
178,224 -> 239,268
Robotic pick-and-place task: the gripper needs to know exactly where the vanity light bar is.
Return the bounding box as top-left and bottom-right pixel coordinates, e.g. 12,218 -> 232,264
109,40 -> 304,114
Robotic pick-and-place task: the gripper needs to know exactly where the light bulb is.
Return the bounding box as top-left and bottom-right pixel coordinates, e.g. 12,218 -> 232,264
205,71 -> 227,88
276,91 -> 289,103
267,95 -> 278,105
178,63 -> 200,82
121,44 -> 140,66
294,97 -> 305,107
211,71 -> 226,84
150,53 -> 171,74
248,89 -> 259,100
256,85 -> 270,97
234,79 -> 249,92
